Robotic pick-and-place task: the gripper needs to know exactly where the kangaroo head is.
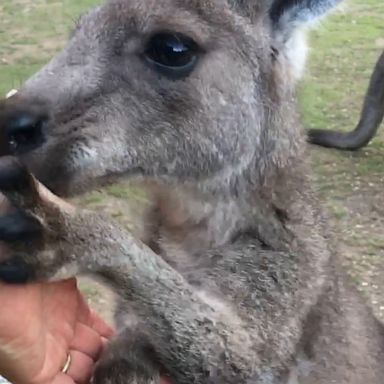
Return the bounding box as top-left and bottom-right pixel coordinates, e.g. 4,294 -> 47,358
1,0 -> 340,196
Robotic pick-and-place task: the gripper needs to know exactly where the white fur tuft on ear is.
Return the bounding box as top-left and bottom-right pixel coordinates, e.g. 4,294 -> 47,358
270,0 -> 342,81
284,29 -> 309,81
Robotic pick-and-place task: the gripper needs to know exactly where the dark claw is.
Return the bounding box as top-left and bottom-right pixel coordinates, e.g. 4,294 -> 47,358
0,211 -> 43,243
0,157 -> 30,191
0,257 -> 32,284
0,156 -> 37,207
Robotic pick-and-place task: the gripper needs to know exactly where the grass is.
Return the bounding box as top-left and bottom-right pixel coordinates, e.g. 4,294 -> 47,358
298,0 -> 384,318
0,1 -> 96,94
0,0 -> 383,318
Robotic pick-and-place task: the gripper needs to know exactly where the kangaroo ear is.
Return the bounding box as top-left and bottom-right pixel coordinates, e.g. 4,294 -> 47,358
270,0 -> 342,43
229,0 -> 341,27
229,0 -> 341,80
268,0 -> 341,80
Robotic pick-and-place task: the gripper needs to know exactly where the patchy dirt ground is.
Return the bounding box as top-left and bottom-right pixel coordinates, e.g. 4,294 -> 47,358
310,146 -> 384,320
301,0 -> 384,320
0,0 -> 383,324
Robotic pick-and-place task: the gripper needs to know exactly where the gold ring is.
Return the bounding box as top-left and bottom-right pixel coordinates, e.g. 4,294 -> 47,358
62,353 -> 72,374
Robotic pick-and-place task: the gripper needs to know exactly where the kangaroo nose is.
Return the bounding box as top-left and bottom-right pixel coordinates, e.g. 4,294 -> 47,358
4,110 -> 47,155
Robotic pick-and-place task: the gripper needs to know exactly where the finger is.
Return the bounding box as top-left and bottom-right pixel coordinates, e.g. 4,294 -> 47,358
75,290 -> 92,324
0,210 -> 43,243
0,156 -> 39,209
52,373 -> 76,384
65,350 -> 94,384
101,337 -> 109,349
70,323 -> 104,361
76,291 -> 115,339
89,311 -> 115,339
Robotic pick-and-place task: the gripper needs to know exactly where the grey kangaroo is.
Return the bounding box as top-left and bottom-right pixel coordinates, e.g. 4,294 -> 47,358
0,0 -> 383,383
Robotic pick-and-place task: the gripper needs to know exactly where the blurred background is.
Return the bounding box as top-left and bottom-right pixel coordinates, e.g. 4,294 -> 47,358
0,0 -> 383,321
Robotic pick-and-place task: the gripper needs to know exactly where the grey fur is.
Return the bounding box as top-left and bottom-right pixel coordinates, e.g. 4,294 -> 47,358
0,0 -> 383,383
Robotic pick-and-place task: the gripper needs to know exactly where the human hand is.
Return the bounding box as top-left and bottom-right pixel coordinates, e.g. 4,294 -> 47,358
0,167 -> 114,384
0,278 -> 114,384
0,161 -> 173,384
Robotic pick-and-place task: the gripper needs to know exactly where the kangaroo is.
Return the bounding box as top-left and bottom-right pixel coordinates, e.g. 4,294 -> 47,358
308,48 -> 384,150
0,1 -> 383,383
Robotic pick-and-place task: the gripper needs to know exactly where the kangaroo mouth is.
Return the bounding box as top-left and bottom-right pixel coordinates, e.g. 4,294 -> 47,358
13,135 -> 94,197
18,134 -> 139,198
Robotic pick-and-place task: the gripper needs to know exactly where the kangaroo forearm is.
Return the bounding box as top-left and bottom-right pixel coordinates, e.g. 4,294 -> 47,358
96,254 -> 255,382
66,213 -> 255,382
94,244 -> 315,383
64,212 -> 324,382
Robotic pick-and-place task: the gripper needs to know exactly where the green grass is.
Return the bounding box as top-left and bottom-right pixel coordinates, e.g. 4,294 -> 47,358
0,0 -> 383,318
299,2 -> 384,316
0,0 -> 98,95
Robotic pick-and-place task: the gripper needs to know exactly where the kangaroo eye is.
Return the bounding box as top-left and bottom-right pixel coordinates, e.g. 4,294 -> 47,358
144,32 -> 200,79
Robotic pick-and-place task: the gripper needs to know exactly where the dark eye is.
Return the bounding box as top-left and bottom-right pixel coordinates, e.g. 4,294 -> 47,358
144,32 -> 200,79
